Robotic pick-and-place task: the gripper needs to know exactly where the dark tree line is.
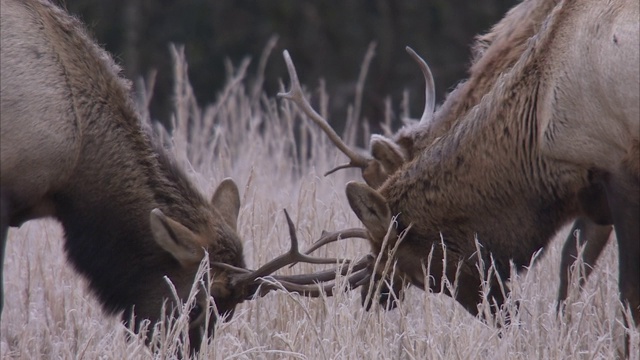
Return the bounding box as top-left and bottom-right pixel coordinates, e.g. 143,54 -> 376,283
60,0 -> 518,132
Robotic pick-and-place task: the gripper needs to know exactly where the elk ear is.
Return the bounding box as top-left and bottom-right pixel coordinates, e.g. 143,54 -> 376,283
346,181 -> 393,241
211,178 -> 240,232
150,208 -> 204,267
370,134 -> 406,174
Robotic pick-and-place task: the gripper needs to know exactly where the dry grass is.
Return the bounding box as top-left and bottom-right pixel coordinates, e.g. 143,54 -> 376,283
1,47 -> 638,360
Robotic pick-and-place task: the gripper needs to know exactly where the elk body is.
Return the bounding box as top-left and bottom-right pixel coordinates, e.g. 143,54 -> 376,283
387,0 -> 614,310
349,0 -> 639,322
0,0 -> 348,351
283,0 -> 617,313
460,0 -> 613,309
362,0 -> 614,310
281,0 -> 639,326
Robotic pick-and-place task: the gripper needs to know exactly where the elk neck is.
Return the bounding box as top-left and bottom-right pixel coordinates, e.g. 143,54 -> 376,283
52,107 -> 214,314
32,1 -> 216,313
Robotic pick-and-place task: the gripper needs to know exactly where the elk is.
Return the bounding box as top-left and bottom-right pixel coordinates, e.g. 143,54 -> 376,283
279,0 -> 639,328
280,0 -> 618,313
0,0 -> 358,352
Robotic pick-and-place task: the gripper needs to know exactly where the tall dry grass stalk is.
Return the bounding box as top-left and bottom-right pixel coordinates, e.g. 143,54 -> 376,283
1,47 -> 637,360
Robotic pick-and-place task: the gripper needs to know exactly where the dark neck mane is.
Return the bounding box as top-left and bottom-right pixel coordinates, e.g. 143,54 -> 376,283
53,125 -> 208,313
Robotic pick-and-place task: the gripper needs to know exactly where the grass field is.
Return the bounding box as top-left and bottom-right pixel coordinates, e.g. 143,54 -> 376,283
1,47 -> 637,359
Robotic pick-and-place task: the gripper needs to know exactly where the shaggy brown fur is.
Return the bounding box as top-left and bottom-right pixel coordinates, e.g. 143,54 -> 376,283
353,0 -> 615,312
347,0 -> 638,328
0,0 -> 247,350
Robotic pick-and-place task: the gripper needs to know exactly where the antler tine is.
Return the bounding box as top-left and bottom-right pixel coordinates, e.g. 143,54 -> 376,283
405,46 -> 435,124
252,266 -> 371,297
304,228 -> 370,255
287,227 -> 369,269
236,209 -> 350,285
277,50 -> 373,172
276,254 -> 372,284
324,163 -> 357,177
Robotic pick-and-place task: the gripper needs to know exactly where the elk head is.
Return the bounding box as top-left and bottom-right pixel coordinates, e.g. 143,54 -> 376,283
138,178 -> 245,349
115,178 -> 369,351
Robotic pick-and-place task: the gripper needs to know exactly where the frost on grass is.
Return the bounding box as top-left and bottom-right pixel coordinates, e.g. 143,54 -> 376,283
1,49 -> 636,360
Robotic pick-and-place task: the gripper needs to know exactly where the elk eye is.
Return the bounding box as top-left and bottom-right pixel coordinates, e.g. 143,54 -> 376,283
189,304 -> 203,320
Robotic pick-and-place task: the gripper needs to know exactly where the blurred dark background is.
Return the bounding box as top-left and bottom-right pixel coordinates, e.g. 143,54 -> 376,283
59,0 -> 518,132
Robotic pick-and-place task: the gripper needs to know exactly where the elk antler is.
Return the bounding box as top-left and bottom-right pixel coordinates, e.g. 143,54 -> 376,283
304,228 -> 370,255
261,255 -> 373,297
287,227 -> 370,268
405,46 -> 436,125
212,210 -> 373,298
277,50 -> 374,176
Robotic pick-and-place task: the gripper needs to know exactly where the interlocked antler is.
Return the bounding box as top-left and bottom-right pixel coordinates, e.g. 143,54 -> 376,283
277,50 -> 374,176
212,210 -> 373,298
287,227 -> 370,268
304,228 -> 370,255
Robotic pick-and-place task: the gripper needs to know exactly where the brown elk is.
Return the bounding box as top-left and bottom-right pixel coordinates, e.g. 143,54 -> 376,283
282,0 -> 616,312
0,0 -> 357,352
279,0 -> 639,328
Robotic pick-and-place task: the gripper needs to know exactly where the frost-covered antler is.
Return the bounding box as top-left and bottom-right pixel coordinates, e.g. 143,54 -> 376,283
277,50 -> 375,176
